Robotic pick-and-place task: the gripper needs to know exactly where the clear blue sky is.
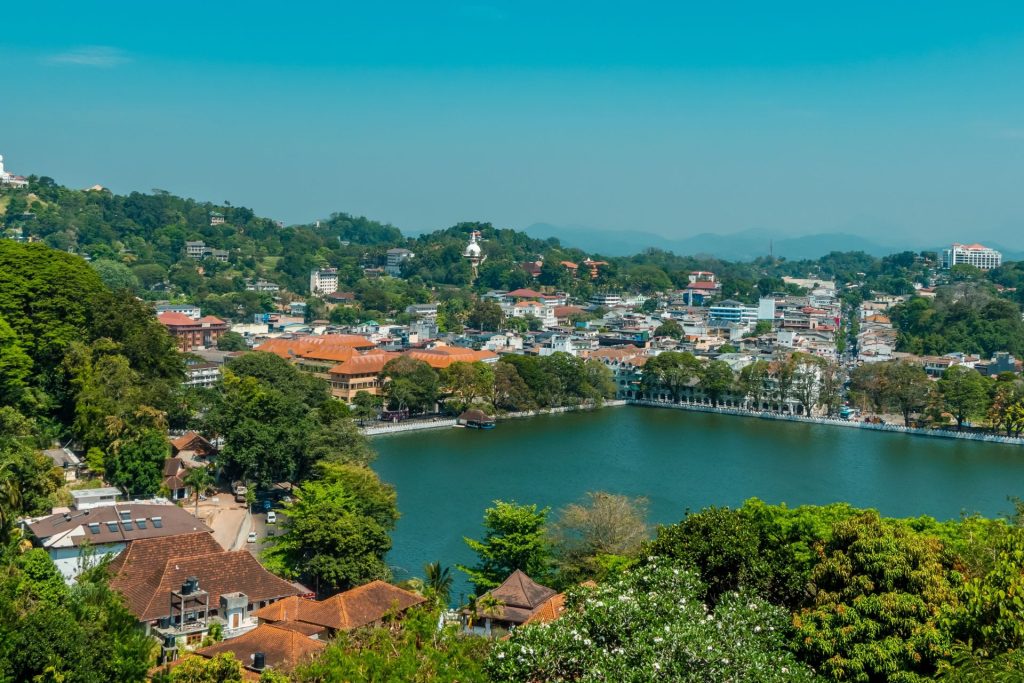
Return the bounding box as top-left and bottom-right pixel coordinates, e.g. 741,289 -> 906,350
4,2 -> 1024,247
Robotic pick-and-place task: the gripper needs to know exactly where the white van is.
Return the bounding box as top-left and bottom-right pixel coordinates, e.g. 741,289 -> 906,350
267,510 -> 277,524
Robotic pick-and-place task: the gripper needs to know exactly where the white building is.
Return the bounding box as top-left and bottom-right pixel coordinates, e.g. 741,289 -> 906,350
590,292 -> 622,307
156,303 -> 201,320
0,154 -> 29,188
185,241 -> 206,259
310,267 -> 339,295
385,248 -> 415,276
942,243 -> 1002,270
708,300 -> 759,328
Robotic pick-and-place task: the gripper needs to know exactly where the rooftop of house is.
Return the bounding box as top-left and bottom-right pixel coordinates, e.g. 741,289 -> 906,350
27,503 -> 210,549
254,335 -> 375,360
253,580 -> 425,631
472,570 -> 558,625
506,288 -> 545,299
195,622 -> 327,673
109,532 -> 300,622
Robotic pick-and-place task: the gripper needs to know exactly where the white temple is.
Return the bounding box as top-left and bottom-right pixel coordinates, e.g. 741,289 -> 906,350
0,155 -> 29,188
463,230 -> 486,279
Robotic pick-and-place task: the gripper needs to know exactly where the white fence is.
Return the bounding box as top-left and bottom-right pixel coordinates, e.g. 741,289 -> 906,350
630,399 -> 1024,447
361,400 -> 627,436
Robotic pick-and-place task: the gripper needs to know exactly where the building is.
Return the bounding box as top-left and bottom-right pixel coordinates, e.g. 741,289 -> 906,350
464,231 -> 486,279
185,362 -> 221,388
0,154 -> 29,188
309,268 -> 339,296
245,279 -> 280,293
165,623 -> 326,677
708,300 -> 759,328
185,241 -> 207,259
253,580 -> 425,635
109,532 -> 301,644
209,211 -> 226,226
942,243 -> 1003,270
384,248 -> 414,277
156,303 -> 202,320
327,351 -> 398,401
41,445 -> 82,481
463,570 -> 557,637
157,312 -> 229,352
590,292 -> 622,307
23,502 -> 211,583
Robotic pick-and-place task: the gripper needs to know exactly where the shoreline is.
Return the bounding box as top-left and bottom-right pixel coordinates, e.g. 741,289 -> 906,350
629,399 -> 1024,447
363,398 -> 1024,447
361,400 -> 626,436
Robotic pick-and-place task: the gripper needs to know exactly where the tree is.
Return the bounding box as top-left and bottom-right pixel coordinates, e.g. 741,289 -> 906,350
887,361 -> 932,426
158,653 -> 244,682
459,500 -> 552,595
653,319 -> 684,339
790,354 -> 823,415
552,491 -> 647,583
938,365 -> 990,431
441,362 -> 494,412
424,562 -> 454,608
487,561 -> 817,683
90,259 -> 140,293
351,391 -> 383,423
466,300 -> 503,331
215,331 -> 247,351
184,466 -> 214,517
491,362 -> 534,411
792,511 -> 958,682
380,356 -> 439,414
699,359 -> 734,406
641,351 -> 700,402
737,359 -> 770,409
263,465 -> 396,594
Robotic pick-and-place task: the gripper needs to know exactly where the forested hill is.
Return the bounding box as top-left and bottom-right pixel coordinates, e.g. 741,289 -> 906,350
5,176 -> 1024,334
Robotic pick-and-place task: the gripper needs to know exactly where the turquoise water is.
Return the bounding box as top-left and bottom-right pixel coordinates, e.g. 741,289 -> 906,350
371,406 -> 1024,601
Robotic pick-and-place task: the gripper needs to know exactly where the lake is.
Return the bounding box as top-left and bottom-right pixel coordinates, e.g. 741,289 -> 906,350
371,405 -> 1024,603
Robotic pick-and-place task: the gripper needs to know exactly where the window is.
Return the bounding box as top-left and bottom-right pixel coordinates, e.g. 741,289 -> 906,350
106,521 -> 118,532
122,520 -> 133,531
88,523 -> 100,534
135,518 -> 146,529
152,517 -> 163,528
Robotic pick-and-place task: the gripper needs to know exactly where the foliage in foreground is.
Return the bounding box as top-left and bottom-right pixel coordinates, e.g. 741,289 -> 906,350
487,560 -> 818,682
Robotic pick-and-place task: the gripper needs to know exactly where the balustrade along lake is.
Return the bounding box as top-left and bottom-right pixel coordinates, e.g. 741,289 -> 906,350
371,405 -> 1024,602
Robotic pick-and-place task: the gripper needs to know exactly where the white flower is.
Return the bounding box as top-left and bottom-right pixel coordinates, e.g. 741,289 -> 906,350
754,626 -> 762,633
497,652 -> 505,659
654,637 -> 663,644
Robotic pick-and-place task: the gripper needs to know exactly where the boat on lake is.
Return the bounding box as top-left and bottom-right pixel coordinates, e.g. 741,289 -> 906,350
456,409 -> 496,430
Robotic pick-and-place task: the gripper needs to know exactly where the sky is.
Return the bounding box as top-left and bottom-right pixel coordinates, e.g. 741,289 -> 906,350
3,2 -> 1024,248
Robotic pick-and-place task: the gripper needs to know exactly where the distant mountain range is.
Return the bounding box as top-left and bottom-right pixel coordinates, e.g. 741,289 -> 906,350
523,223 -> 1024,262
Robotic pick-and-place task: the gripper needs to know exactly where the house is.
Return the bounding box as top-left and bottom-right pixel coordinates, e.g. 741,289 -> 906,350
165,623 -> 327,677
24,502 -> 211,583
253,580 -> 425,635
463,570 -> 557,636
156,303 -> 202,320
405,345 -> 498,369
42,445 -> 82,481
170,431 -> 217,466
162,457 -> 191,501
109,532 -> 301,644
157,312 -> 229,352
185,361 -> 221,389
327,351 -> 398,401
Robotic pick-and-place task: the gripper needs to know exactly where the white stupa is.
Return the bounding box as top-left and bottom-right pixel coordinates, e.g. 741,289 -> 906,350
463,230 -> 486,279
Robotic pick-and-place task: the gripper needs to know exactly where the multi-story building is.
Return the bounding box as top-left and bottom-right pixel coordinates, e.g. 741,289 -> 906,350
708,300 -> 759,328
184,362 -> 221,389
942,243 -> 1002,270
385,248 -> 414,276
185,241 -> 206,259
590,292 -> 622,307
157,312 -> 229,352
156,303 -> 202,320
310,268 -> 339,295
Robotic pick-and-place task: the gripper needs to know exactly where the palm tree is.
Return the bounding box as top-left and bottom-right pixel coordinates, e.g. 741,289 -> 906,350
184,466 -> 214,517
0,461 -> 23,539
477,593 -> 506,638
424,561 -> 453,608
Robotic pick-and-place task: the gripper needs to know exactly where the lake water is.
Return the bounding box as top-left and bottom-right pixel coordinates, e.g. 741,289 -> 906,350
371,405 -> 1024,602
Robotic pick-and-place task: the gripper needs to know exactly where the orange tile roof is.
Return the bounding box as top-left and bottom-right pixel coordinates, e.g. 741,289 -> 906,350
506,288 -> 544,299
405,346 -> 498,369
253,580 -> 425,631
328,351 -> 399,376
157,311 -> 200,327
196,623 -> 326,672
255,335 -> 374,360
109,534 -> 299,622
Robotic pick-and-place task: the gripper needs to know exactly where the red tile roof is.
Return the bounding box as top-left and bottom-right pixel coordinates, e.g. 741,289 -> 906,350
506,288 -> 544,299
109,533 -> 299,622
253,580 -> 425,631
157,311 -> 199,327
473,570 -> 557,625
196,623 -> 326,672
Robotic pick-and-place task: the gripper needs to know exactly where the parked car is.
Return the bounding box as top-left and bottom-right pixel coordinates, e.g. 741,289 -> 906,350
267,510 -> 277,524
247,531 -> 257,543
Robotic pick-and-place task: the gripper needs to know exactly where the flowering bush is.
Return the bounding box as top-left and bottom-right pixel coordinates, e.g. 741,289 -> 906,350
487,560 -> 817,682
